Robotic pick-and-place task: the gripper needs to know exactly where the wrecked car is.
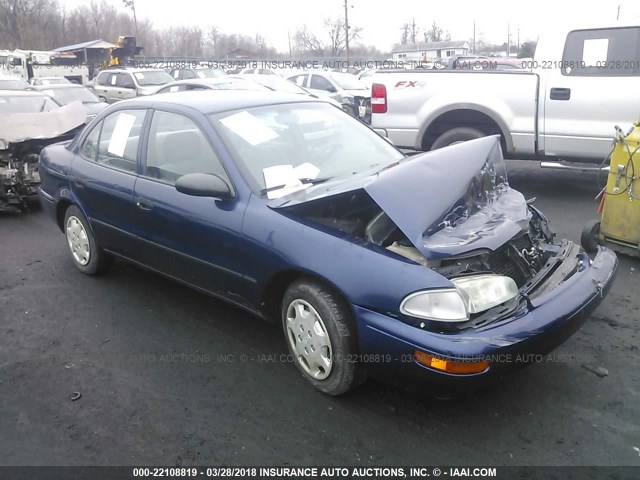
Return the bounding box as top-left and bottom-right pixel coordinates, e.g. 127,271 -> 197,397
38,91 -> 617,395
0,90 -> 85,212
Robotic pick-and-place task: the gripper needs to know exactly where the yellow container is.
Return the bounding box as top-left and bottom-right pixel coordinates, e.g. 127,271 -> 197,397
599,121 -> 640,256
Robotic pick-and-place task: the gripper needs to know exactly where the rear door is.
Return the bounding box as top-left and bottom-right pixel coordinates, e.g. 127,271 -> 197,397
70,108 -> 148,257
542,26 -> 640,160
131,109 -> 250,301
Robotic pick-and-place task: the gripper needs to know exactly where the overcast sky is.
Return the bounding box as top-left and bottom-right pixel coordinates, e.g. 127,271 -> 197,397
60,0 -> 640,52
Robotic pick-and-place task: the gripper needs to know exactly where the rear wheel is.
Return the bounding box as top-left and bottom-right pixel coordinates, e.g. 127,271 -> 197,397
430,127 -> 485,150
282,279 -> 364,395
64,205 -> 112,275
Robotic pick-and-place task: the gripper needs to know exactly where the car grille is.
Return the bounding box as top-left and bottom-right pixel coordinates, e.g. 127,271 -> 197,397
487,235 -> 536,287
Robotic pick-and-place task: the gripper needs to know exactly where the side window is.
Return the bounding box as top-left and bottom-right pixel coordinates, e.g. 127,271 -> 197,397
562,27 -> 640,76
96,72 -> 109,86
291,74 -> 308,86
310,75 -> 334,91
145,111 -> 229,185
96,110 -> 147,172
182,70 -> 197,79
80,122 -> 101,161
116,72 -> 135,88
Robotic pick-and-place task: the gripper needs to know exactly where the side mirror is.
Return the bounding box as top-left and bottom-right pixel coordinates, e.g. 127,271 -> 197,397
327,85 -> 337,93
175,173 -> 234,199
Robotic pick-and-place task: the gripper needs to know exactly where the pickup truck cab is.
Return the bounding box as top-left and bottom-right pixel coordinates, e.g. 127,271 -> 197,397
371,21 -> 640,161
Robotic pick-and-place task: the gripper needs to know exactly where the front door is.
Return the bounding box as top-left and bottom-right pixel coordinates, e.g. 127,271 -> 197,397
542,26 -> 640,160
131,110 -> 250,303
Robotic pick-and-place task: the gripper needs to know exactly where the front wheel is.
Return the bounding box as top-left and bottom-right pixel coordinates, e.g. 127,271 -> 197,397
282,279 -> 365,395
581,219 -> 601,253
430,127 -> 485,150
64,205 -> 112,275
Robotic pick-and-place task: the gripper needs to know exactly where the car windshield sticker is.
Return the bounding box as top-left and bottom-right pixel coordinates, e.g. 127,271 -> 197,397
110,75 -> 117,86
219,111 -> 279,146
582,38 -> 609,66
293,162 -> 320,180
197,71 -> 206,78
107,113 -> 136,157
169,86 -> 179,92
133,72 -> 145,80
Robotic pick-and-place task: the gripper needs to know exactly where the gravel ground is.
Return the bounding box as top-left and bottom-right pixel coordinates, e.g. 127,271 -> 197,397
0,160 -> 638,468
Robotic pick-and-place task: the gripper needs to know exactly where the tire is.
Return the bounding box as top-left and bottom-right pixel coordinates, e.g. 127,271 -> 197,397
430,127 -> 485,150
282,279 -> 365,395
581,219 -> 601,253
63,205 -> 112,275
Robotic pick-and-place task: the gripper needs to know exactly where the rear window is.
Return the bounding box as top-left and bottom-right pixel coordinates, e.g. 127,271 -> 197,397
562,27 -> 640,76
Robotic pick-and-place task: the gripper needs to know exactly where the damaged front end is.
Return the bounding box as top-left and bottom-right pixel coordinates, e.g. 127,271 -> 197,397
0,102 -> 85,212
279,136 -> 602,331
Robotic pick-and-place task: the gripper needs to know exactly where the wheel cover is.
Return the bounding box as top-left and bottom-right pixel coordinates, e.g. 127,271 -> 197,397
286,299 -> 333,380
66,216 -> 91,266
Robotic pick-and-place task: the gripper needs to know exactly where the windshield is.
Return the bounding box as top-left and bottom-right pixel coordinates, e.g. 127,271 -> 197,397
330,73 -> 367,90
0,79 -> 30,90
42,86 -> 100,104
253,77 -> 307,95
37,78 -> 71,85
211,103 -> 403,198
0,95 -> 60,113
133,70 -> 173,86
195,68 -> 227,79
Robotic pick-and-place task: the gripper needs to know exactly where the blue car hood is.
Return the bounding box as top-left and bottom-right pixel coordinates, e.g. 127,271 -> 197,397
363,136 -> 531,260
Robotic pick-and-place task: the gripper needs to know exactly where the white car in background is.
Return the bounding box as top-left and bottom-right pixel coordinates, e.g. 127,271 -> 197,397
287,70 -> 371,122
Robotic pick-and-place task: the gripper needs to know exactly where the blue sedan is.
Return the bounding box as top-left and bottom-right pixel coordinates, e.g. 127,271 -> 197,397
38,91 -> 617,395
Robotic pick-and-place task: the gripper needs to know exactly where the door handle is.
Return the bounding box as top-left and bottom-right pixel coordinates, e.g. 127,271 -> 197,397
74,176 -> 86,189
550,87 -> 571,101
136,198 -> 154,211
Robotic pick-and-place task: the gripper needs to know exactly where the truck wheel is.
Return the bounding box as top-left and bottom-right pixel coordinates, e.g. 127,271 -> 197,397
431,127 -> 485,150
580,219 -> 601,253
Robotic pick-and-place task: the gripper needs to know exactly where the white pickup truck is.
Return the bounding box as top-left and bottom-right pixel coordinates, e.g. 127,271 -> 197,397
371,21 -> 640,162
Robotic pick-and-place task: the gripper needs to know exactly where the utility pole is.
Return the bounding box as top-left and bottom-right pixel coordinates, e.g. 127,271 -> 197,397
344,0 -> 350,65
617,4 -> 621,20
517,28 -> 520,56
473,20 -> 476,54
507,21 -> 511,57
122,0 -> 139,38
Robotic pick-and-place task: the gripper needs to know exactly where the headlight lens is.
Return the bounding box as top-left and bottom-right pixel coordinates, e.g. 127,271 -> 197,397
452,274 -> 518,314
400,289 -> 468,322
401,275 -> 519,323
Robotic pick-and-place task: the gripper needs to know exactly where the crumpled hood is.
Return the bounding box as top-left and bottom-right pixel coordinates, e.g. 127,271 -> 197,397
364,136 -> 531,260
0,101 -> 86,149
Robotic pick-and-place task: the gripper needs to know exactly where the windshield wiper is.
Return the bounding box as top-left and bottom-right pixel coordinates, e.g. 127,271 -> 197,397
260,177 -> 330,196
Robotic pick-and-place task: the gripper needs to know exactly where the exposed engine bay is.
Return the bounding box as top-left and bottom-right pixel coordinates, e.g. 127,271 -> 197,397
280,137 -> 585,331
1,141 -> 44,211
0,102 -> 85,212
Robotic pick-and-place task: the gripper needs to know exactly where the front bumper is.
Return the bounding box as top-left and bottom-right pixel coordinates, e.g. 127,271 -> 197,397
354,246 -> 617,391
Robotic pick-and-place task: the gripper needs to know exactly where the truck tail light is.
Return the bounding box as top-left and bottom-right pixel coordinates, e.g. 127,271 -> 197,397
371,83 -> 387,114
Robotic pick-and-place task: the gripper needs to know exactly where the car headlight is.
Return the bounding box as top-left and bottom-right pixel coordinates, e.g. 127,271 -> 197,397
452,274 -> 518,314
400,289 -> 468,322
400,275 -> 518,323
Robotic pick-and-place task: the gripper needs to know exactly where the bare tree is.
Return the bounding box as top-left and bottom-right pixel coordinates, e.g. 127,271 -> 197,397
425,21 -> 444,42
295,17 -> 361,58
400,23 -> 410,45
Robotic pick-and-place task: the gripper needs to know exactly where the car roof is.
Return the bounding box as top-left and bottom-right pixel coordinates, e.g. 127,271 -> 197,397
163,78 -> 248,87
30,84 -> 85,90
0,89 -> 48,98
122,90 -> 319,114
99,68 -> 166,73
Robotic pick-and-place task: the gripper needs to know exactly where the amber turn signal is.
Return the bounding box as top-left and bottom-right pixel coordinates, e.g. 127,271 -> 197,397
413,350 -> 489,375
